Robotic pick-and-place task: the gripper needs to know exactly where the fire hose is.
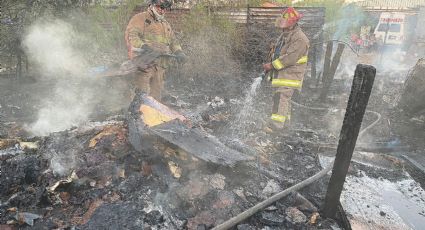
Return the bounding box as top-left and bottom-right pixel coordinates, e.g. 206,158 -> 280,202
213,101 -> 382,230
213,163 -> 333,230
290,100 -> 382,138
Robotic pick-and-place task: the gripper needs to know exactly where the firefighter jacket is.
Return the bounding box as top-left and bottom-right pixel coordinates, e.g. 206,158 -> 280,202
125,7 -> 182,65
269,25 -> 310,90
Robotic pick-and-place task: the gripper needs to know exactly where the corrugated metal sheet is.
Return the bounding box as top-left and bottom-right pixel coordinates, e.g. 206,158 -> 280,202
245,7 -> 325,65
352,0 -> 425,9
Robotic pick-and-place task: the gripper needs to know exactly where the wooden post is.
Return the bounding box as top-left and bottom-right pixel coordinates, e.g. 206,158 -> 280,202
246,5 -> 250,66
323,64 -> 376,218
16,52 -> 22,79
25,55 -> 29,73
15,38 -> 22,79
319,43 -> 345,101
311,44 -> 317,80
321,41 -> 333,86
246,4 -> 250,26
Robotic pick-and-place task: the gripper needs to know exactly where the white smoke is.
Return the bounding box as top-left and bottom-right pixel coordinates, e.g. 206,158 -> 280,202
23,19 -> 88,77
27,83 -> 94,136
22,19 -> 127,136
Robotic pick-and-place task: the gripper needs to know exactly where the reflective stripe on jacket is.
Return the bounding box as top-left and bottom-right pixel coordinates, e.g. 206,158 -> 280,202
125,8 -> 182,60
268,25 -> 310,89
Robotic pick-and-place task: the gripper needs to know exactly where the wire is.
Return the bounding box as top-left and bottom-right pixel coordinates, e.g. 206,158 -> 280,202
311,39 -> 360,57
290,100 -> 382,138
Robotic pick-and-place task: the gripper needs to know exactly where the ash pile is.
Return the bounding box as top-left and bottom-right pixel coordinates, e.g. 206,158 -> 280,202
0,90 -> 340,229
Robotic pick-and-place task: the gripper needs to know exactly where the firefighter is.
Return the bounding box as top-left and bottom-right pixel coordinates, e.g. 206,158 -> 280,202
125,0 -> 186,101
263,7 -> 310,130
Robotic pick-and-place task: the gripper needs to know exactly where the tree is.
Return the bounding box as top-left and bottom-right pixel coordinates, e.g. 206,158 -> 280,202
0,0 -> 93,77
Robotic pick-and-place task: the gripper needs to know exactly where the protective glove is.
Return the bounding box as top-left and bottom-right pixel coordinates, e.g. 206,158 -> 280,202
132,44 -> 154,56
145,41 -> 169,54
174,50 -> 187,64
262,63 -> 273,72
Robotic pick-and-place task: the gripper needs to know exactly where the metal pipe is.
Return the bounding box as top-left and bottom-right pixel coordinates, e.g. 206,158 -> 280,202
212,163 -> 333,230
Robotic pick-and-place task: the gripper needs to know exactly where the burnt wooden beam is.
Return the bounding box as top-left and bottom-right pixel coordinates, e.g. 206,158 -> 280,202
128,91 -> 253,167
310,44 -> 317,80
16,53 -> 22,79
321,41 -> 333,86
323,64 -> 376,218
319,43 -> 345,101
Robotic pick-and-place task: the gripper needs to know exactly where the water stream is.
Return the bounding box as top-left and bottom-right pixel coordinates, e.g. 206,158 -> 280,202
230,76 -> 262,139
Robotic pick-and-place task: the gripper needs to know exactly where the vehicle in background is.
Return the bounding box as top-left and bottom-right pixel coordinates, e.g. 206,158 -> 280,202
374,12 -> 407,46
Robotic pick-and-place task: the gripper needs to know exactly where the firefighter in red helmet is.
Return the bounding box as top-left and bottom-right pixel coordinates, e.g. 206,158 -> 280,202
263,7 -> 310,131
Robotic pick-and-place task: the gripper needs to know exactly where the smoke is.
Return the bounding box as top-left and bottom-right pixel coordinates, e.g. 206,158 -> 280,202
22,19 -> 127,136
332,4 -> 365,40
374,48 -> 412,79
23,19 -> 88,77
27,83 -> 94,136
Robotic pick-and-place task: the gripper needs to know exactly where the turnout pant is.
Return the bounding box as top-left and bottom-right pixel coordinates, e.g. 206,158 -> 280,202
272,88 -> 294,124
134,66 -> 165,101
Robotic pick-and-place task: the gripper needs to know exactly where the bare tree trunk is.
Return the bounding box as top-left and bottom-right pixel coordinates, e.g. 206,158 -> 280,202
16,52 -> 22,79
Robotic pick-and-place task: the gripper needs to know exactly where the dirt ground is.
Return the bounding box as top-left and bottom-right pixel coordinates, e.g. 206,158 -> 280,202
1,50 -> 425,229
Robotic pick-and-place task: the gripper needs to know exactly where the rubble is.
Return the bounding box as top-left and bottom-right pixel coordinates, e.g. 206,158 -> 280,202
0,139 -> 18,149
236,223 -> 256,230
290,192 -> 319,212
285,207 -> 307,224
259,211 -> 285,226
47,171 -> 78,193
13,212 -> 42,226
2,27 -> 425,230
168,161 -> 182,178
309,212 -> 320,225
128,92 -> 253,166
208,173 -> 226,190
207,96 -> 225,109
261,180 -> 282,198
0,74 -> 387,230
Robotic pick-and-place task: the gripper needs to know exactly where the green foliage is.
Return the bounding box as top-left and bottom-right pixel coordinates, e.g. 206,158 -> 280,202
180,4 -> 236,35
246,0 -> 266,6
81,1 -> 143,63
293,0 -> 344,23
292,0 -> 367,40
274,0 -> 292,5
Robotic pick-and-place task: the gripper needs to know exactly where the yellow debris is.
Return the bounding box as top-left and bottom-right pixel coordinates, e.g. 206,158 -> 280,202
0,139 -> 18,149
19,141 -> 39,150
118,169 -> 126,179
140,105 -> 174,127
168,161 -> 182,178
7,207 -> 17,212
89,125 -> 126,148
47,171 -> 79,193
309,212 -> 320,225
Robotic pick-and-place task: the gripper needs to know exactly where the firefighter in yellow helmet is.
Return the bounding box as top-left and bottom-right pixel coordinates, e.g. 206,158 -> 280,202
263,7 -> 310,130
125,0 -> 186,101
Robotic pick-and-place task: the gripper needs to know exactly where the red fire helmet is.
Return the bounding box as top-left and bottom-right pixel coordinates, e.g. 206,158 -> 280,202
276,7 -> 303,28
